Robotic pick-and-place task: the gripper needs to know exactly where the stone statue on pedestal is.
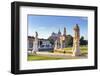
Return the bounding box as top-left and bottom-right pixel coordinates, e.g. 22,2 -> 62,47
60,36 -> 65,49
32,32 -> 38,54
72,24 -> 81,56
54,40 -> 58,51
54,27 -> 66,52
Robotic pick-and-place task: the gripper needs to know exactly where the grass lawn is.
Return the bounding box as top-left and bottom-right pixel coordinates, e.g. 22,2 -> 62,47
56,46 -> 88,55
28,54 -> 79,61
28,55 -> 64,61
27,46 -> 88,61
64,46 -> 88,50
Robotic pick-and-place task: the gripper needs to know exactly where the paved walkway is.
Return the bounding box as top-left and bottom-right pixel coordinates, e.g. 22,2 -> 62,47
36,52 -> 87,59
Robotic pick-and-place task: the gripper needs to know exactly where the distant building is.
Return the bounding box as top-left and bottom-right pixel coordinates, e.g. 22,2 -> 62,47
28,36 -> 53,51
28,36 -> 34,51
28,27 -> 67,52
49,27 -> 67,48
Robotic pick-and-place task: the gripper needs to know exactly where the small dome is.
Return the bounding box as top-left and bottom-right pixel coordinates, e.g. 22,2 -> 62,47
52,32 -> 56,35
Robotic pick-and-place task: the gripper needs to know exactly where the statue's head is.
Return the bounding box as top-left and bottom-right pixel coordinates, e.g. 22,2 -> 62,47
35,32 -> 38,37
73,24 -> 80,31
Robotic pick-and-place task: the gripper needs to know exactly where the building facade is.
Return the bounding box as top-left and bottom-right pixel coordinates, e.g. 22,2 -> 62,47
28,36 -> 53,52
49,27 -> 67,50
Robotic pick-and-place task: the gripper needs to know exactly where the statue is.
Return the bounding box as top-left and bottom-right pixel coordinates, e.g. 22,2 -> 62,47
32,32 -> 38,54
60,35 -> 65,49
54,40 -> 58,51
54,27 -> 67,53
72,24 -> 81,56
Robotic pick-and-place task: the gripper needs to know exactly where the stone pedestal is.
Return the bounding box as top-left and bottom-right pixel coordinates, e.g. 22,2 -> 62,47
72,38 -> 81,56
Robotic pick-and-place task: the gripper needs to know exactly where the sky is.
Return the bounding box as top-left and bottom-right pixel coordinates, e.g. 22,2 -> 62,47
28,15 -> 88,40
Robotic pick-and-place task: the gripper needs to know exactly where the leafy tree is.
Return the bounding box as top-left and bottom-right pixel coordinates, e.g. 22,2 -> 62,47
66,35 -> 73,47
80,36 -> 88,45
48,37 -> 55,45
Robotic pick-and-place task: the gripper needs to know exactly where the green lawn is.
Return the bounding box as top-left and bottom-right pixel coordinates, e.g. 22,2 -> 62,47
28,54 -> 79,61
64,46 -> 88,50
55,46 -> 88,55
28,46 -> 88,61
28,55 -> 64,61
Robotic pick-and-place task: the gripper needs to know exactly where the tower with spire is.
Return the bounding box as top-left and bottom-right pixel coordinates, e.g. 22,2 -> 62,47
58,29 -> 61,35
63,27 -> 66,36
63,27 -> 67,48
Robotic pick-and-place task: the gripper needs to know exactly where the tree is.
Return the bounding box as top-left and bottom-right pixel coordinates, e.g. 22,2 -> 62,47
48,37 -> 55,45
66,35 -> 73,47
80,36 -> 88,45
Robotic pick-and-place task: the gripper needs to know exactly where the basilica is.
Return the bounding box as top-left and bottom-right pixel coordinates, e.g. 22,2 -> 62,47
49,27 -> 67,50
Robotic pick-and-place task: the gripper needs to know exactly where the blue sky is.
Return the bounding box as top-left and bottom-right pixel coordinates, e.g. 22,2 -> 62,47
28,15 -> 88,40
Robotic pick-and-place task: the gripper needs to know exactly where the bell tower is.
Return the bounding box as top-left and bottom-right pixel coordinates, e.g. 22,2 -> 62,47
63,27 -> 66,36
